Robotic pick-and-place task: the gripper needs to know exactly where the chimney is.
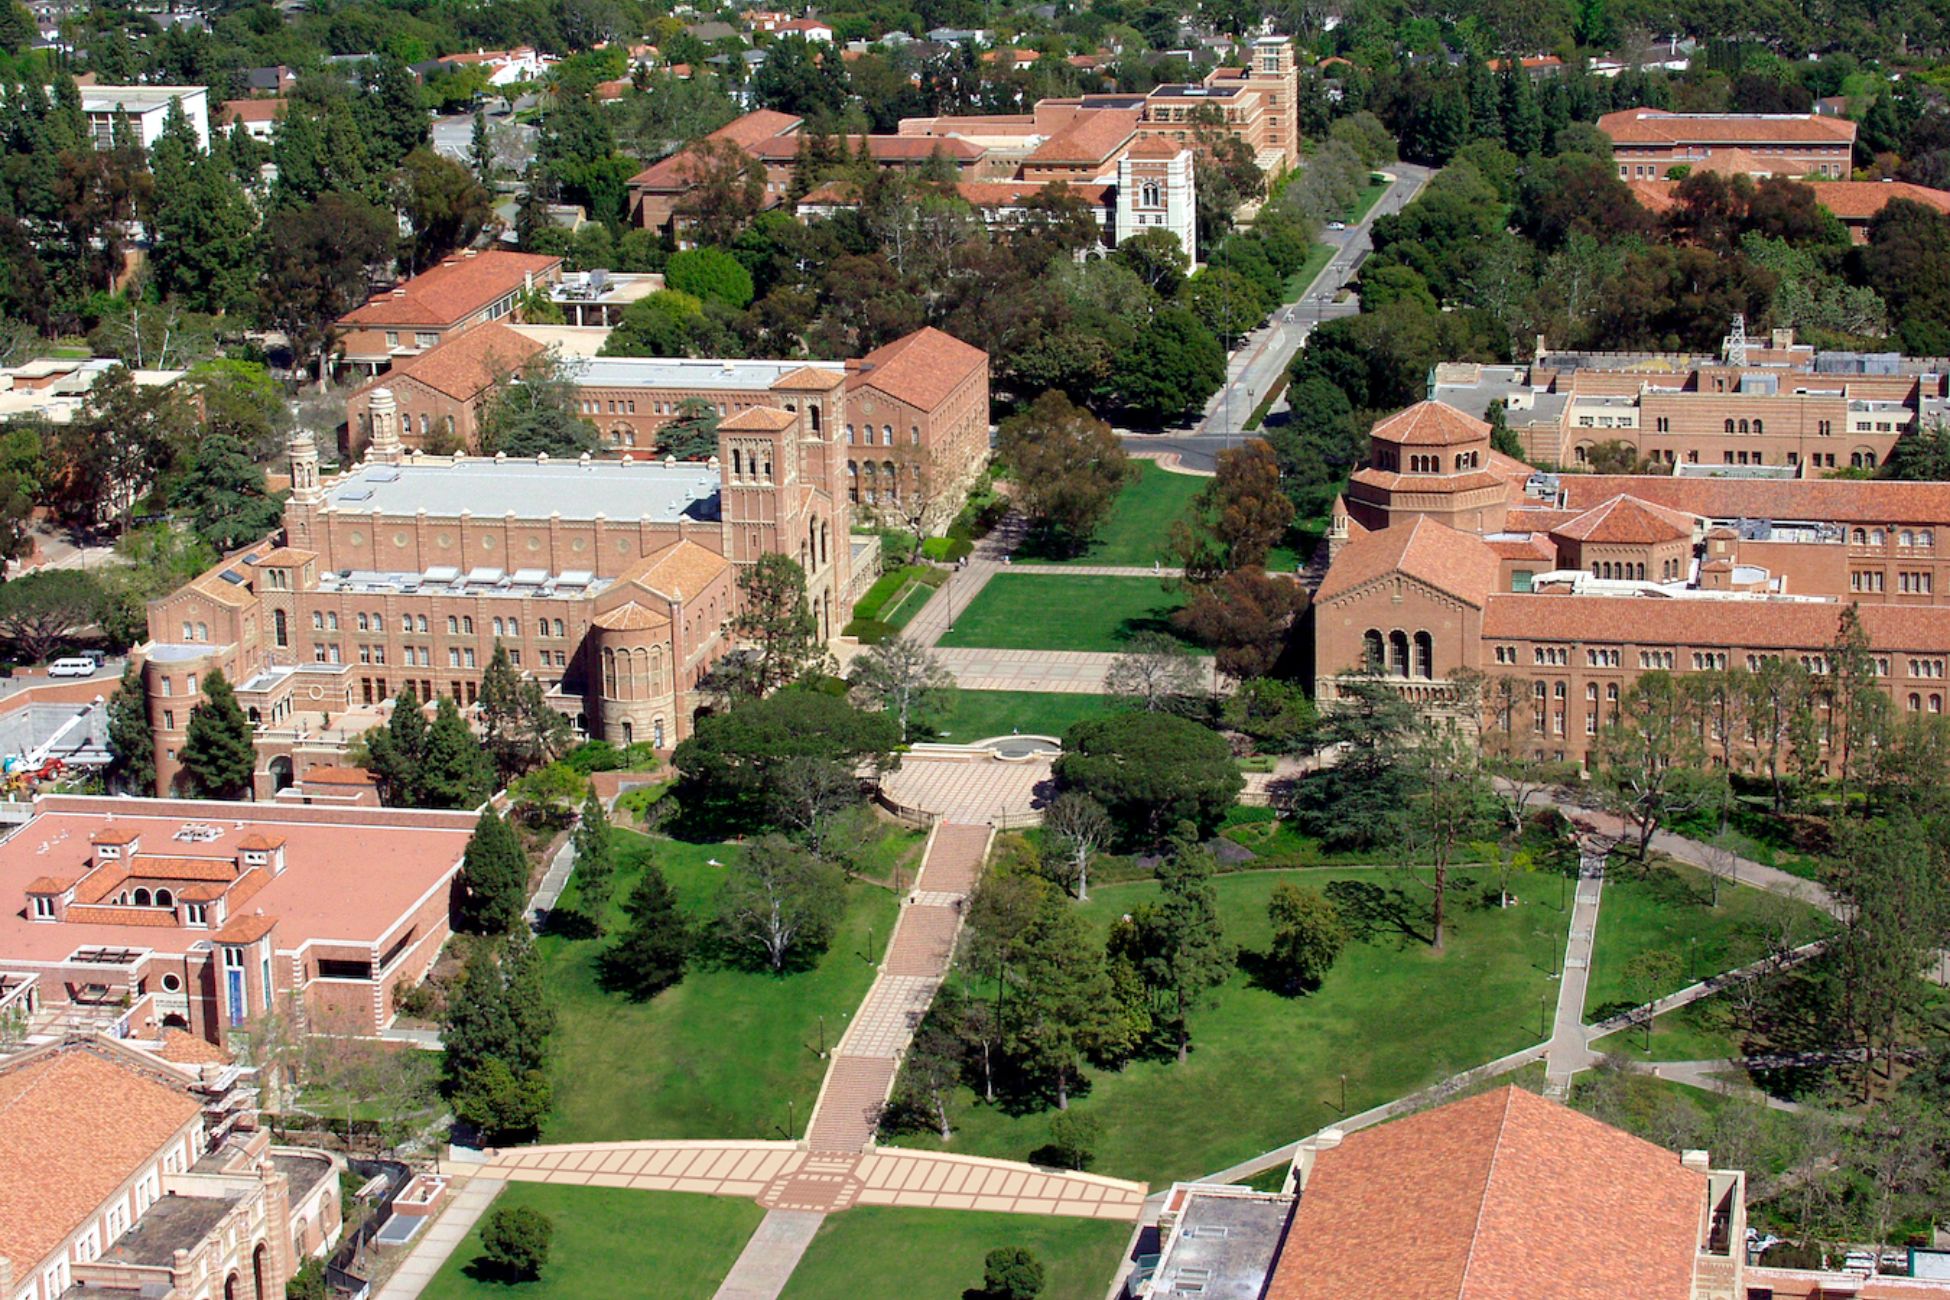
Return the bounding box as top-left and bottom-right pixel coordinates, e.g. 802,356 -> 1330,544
1681,1149 -> 1710,1172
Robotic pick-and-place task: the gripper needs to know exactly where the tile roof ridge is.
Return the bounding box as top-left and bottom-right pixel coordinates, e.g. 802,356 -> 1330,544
1455,1086 -> 1519,1300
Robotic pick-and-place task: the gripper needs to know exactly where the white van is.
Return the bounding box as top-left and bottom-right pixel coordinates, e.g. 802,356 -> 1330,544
48,658 -> 97,678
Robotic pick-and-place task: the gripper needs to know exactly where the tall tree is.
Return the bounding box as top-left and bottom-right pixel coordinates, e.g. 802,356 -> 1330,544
725,554 -> 826,699
170,434 -> 283,551
1829,814 -> 1947,1098
104,662 -> 154,794
260,192 -> 395,388
1827,604 -> 1889,816
571,790 -> 616,928
996,392 -> 1129,556
1115,306 -> 1225,426
1266,883 -> 1347,993
848,635 -> 954,742
600,857 -> 690,999
420,695 -> 495,809
1597,672 -> 1724,860
1146,828 -> 1234,1060
1102,631 -> 1205,714
716,834 -> 846,972
397,147 -> 492,271
363,684 -> 430,806
1007,893 -> 1116,1109
1173,568 -> 1304,683
178,669 -> 255,799
476,351 -> 598,457
1042,792 -> 1112,901
1055,712 -> 1242,847
457,808 -> 531,935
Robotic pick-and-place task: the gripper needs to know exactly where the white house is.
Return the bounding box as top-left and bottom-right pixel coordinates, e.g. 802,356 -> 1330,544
79,84 -> 209,150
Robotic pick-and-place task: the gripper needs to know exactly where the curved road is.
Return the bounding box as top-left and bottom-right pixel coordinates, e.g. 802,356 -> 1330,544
1124,161 -> 1435,471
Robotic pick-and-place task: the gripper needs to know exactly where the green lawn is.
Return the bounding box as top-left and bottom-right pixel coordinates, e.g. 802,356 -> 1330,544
1583,858 -> 1835,1020
893,867 -> 1562,1185
419,1184 -> 762,1300
780,1208 -> 1132,1300
935,573 -> 1198,654
1016,461 -> 1204,567
1590,997 -> 1743,1062
1346,176 -> 1390,225
917,690 -> 1120,743
1280,240 -> 1335,300
542,830 -> 897,1142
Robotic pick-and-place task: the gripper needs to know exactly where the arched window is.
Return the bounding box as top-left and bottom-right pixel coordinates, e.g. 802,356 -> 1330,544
1910,693 -> 1922,712
1738,419 -> 1749,434
1574,444 -> 1589,464
882,424 -> 893,445
155,888 -> 173,907
1141,181 -> 1160,206
132,888 -> 151,906
1413,631 -> 1433,678
1387,630 -> 1410,677
845,424 -> 856,443
1871,529 -> 1885,545
1724,419 -> 1735,434
273,608 -> 288,647
1362,629 -> 1384,671
1853,528 -> 1867,544
1752,418 -> 1763,434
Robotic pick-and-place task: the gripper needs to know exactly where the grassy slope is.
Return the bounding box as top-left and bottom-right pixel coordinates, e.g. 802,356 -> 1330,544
893,867 -> 1560,1186
935,573 -> 1196,654
1583,858 -> 1835,1018
1015,461 -> 1203,568
542,830 -> 896,1143
780,1208 -> 1132,1300
918,690 -> 1119,743
419,1185 -> 763,1300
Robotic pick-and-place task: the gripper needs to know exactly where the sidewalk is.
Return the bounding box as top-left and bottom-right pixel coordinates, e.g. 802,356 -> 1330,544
713,1210 -> 826,1300
1543,845 -> 1607,1097
374,1173 -> 504,1299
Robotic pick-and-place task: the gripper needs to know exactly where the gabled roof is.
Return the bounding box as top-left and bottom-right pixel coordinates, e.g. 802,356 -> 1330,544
1555,474 -> 1950,527
342,252 -> 560,329
1024,106 -> 1139,165
1598,107 -> 1857,147
1313,514 -> 1500,608
1369,401 -> 1489,448
1551,493 -> 1697,544
0,1045 -> 201,1274
352,320 -> 545,402
1481,593 -> 1950,651
628,109 -> 804,189
721,406 -> 799,431
628,539 -> 730,601
846,327 -> 987,410
591,600 -> 670,631
1267,1087 -> 1708,1300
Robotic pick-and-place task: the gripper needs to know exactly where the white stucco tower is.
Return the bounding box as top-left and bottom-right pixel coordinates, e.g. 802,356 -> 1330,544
1116,140 -> 1198,267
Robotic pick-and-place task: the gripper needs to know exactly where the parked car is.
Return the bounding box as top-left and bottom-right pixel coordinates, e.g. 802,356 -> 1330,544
48,657 -> 97,678
1327,220 -> 1347,231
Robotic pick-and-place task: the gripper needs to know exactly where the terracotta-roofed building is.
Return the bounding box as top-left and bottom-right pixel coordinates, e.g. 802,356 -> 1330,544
343,320 -> 546,455
1020,107 -> 1140,181
1600,107 -> 1857,181
214,96 -> 285,141
627,109 -> 804,236
336,250 -> 562,375
0,795 -> 474,1050
1634,177 -> 1950,243
0,1037 -> 341,1300
1267,1087 -> 1736,1300
842,327 -> 991,529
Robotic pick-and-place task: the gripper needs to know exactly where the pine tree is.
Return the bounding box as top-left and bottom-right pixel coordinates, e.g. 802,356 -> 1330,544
480,641 -> 526,780
1007,894 -> 1116,1109
105,662 -> 154,794
1147,827 -> 1234,1061
364,684 -> 429,806
571,790 -> 616,929
442,939 -> 553,1141
442,945 -> 518,1079
600,861 -> 691,1000
421,695 -> 495,809
1499,62 -> 1543,158
501,928 -> 555,1073
458,808 -> 530,934
470,108 -> 495,185
179,669 -> 255,799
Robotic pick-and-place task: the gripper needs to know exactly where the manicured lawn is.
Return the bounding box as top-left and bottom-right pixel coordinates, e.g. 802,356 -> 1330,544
1346,176 -> 1390,224
780,1208 -> 1132,1300
1016,461 -> 1204,567
917,689 -> 1120,743
892,867 -> 1562,1185
935,573 -> 1198,654
1590,997 -> 1743,1062
420,1184 -> 762,1300
844,563 -> 947,639
1583,858 -> 1835,1020
541,830 -> 897,1142
1281,240 -> 1336,300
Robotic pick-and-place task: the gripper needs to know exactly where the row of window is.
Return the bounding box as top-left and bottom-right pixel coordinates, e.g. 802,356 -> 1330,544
846,423 -> 922,446
312,611 -> 573,638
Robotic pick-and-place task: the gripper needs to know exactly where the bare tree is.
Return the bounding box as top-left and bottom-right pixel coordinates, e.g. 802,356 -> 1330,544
849,635 -> 955,742
1042,791 -> 1112,901
1703,829 -> 1741,907
1104,631 -> 1204,714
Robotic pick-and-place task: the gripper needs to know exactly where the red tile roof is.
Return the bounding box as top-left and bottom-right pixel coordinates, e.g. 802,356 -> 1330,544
1127,137 -> 1187,159
750,134 -> 983,163
216,912 -> 278,942
1554,474 -> 1950,527
628,110 -> 804,189
1267,1087 -> 1707,1300
0,1046 -> 201,1274
1025,107 -> 1139,165
1599,107 -> 1857,147
1370,401 -> 1490,447
217,97 -> 286,124
155,1027 -> 233,1065
236,832 -> 288,850
353,320 -> 545,402
1481,592 -> 1950,650
846,327 -> 988,411
343,252 -> 560,329
1803,180 -> 1950,220
301,766 -> 378,787
1315,514 -> 1500,607
1551,493 -> 1697,544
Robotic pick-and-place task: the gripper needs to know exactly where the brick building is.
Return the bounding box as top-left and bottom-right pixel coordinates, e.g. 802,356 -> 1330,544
1311,400 -> 1950,767
0,1037 -> 340,1300
0,795 -> 472,1047
1599,108 -> 1858,180
1628,176 -> 1950,244
1430,328 -> 1950,473
335,250 -> 562,376
341,324 -> 991,528
139,373 -> 860,790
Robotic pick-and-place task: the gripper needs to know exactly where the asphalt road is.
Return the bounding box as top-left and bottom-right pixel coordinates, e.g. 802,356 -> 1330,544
1123,161 -> 1436,471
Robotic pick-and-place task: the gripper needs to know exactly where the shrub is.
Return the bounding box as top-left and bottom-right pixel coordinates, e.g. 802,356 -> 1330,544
479,1204 -> 553,1281
921,535 -> 973,562
1047,1110 -> 1102,1170
982,1247 -> 1046,1300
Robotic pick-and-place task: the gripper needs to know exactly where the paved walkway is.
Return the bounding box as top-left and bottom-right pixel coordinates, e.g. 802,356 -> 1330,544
528,834 -> 576,931
713,1210 -> 825,1300
931,646 -> 1206,694
1543,840 -> 1610,1097
879,751 -> 1052,824
477,1140 -> 1146,1220
806,823 -> 991,1151
373,1172 -> 505,1299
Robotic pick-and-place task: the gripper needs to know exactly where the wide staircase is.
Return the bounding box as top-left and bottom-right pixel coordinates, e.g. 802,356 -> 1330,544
802,823 -> 992,1153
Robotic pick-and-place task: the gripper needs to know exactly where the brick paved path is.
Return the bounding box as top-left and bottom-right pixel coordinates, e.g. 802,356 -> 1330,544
804,823 -> 993,1152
